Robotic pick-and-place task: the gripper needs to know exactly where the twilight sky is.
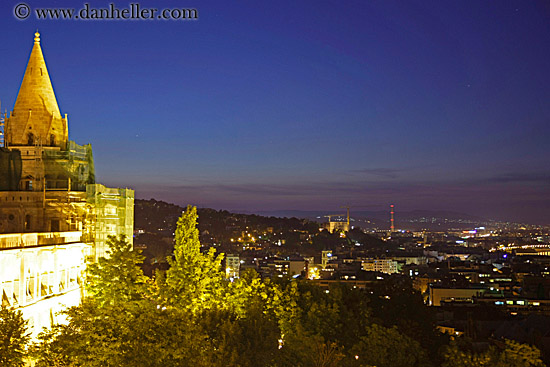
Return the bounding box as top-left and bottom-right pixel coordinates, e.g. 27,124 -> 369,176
0,0 -> 549,223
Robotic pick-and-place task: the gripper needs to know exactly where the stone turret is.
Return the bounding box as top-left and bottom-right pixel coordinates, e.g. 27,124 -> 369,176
5,32 -> 68,149
0,32 -> 132,263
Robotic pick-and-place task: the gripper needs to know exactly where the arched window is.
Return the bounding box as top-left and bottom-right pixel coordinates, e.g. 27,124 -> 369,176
50,134 -> 56,146
27,133 -> 34,145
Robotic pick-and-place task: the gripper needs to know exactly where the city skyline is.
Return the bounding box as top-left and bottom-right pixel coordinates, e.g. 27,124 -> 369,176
1,0 -> 549,223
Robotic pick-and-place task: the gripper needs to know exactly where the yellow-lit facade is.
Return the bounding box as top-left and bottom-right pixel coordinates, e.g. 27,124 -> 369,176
86,184 -> 134,260
225,254 -> 240,279
361,259 -> 399,274
0,232 -> 88,338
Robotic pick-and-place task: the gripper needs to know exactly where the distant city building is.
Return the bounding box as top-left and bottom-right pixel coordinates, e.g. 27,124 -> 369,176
225,254 -> 240,278
0,32 -> 134,337
286,258 -> 307,276
362,259 -> 399,274
321,250 -> 335,268
323,221 -> 350,233
428,286 -> 487,307
514,245 -> 550,256
389,255 -> 428,266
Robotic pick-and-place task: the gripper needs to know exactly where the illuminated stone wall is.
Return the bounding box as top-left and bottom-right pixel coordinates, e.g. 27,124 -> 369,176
0,191 -> 88,233
0,232 -> 89,338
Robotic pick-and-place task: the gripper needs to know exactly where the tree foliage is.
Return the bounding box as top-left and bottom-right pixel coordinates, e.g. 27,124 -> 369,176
442,339 -> 544,367
33,301 -> 210,367
0,305 -> 30,367
86,235 -> 149,306
351,323 -> 429,367
161,205 -> 225,313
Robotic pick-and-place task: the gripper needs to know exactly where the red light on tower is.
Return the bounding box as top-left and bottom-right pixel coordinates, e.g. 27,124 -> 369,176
390,204 -> 395,232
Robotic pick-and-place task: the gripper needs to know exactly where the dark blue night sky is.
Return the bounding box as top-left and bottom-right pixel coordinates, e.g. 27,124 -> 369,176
1,0 -> 549,223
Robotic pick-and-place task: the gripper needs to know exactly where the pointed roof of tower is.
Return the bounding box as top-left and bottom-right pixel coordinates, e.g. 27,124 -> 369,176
12,32 -> 62,119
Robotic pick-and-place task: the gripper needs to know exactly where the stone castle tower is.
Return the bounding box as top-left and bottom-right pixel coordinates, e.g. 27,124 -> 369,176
0,32 -> 95,236
0,32 -> 133,260
6,32 -> 68,150
0,32 -> 133,338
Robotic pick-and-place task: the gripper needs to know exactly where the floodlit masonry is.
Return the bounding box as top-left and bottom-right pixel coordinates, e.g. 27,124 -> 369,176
0,32 -> 134,337
0,232 -> 87,338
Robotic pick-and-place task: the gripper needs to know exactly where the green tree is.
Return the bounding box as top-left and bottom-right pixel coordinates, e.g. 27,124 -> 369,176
201,304 -> 281,367
0,305 -> 30,367
350,323 -> 429,367
161,205 -> 225,313
498,339 -> 545,367
86,235 -> 149,306
194,269 -> 285,366
441,343 -> 492,367
33,300 -> 210,367
278,324 -> 345,367
442,339 -> 544,367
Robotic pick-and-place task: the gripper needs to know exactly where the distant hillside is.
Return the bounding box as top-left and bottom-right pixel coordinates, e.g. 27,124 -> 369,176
252,209 -> 484,221
135,199 -> 319,239
246,209 -> 489,230
135,199 -> 491,233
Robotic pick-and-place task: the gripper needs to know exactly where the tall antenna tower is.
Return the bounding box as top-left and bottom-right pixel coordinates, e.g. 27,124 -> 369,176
0,100 -> 4,147
390,204 -> 395,232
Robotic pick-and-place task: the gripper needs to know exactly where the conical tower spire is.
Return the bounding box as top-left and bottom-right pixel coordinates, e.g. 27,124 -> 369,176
13,32 -> 61,117
6,32 -> 68,148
